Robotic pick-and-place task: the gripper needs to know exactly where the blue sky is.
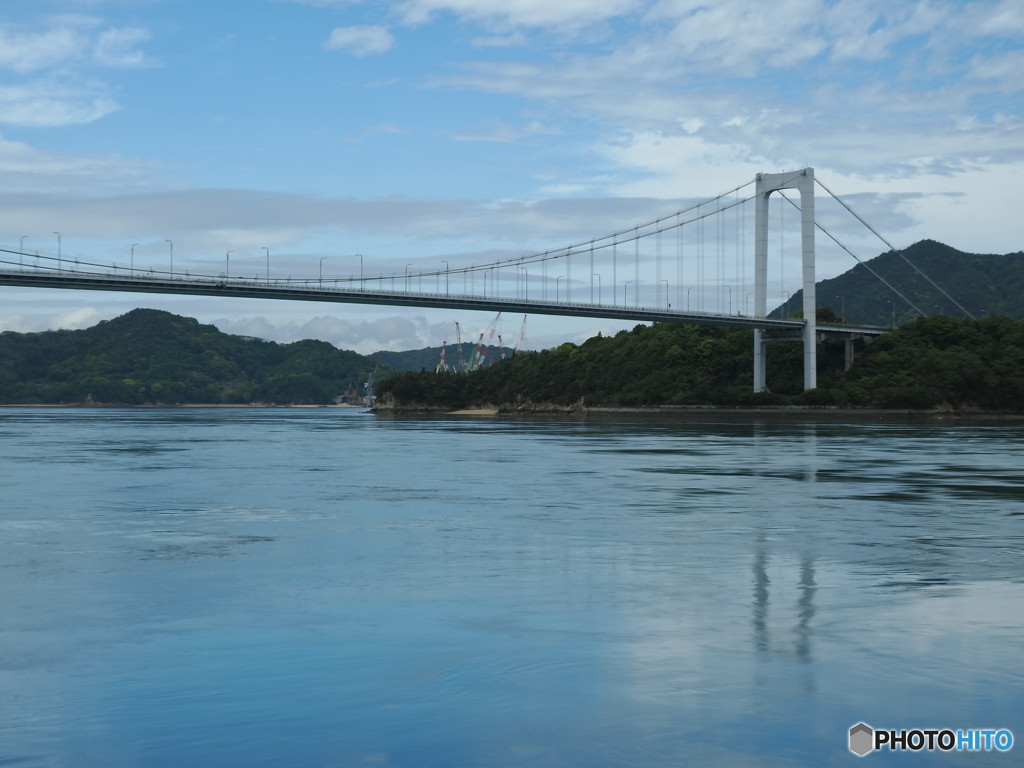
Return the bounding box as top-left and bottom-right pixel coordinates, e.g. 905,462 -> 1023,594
0,0 -> 1021,351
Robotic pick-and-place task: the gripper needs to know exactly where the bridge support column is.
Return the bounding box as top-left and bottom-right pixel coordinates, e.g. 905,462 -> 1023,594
753,168 -> 817,392
753,329 -> 766,392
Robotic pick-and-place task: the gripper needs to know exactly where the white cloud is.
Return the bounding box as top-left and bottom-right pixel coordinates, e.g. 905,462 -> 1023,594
452,119 -> 561,143
0,186 -> 684,248
470,32 -> 527,48
397,0 -> 642,30
93,27 -> 155,68
968,49 -> 1024,83
0,80 -> 120,127
212,313 -> 454,353
0,19 -> 155,73
973,0 -> 1024,35
0,307 -> 104,333
343,122 -> 408,141
323,25 -> 395,56
0,23 -> 84,74
285,0 -> 364,7
0,19 -> 155,127
0,134 -> 156,193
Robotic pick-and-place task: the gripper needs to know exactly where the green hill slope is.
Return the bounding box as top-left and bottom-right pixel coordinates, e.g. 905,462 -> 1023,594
0,309 -> 392,405
379,315 -> 1024,412
772,240 -> 1024,324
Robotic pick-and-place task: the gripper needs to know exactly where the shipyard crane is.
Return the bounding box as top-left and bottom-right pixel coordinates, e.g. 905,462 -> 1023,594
364,358 -> 382,403
513,315 -> 527,355
454,322 -> 467,372
467,312 -> 501,371
435,340 -> 450,373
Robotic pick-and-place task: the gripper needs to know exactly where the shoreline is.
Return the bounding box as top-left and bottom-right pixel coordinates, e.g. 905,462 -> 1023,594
1,402 -> 1020,421
371,401 -> 1024,420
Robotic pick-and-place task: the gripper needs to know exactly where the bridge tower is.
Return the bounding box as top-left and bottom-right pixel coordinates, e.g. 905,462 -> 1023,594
753,168 -> 816,392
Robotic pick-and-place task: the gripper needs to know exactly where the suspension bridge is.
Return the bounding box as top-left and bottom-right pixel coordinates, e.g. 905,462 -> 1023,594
2,168 -> 958,392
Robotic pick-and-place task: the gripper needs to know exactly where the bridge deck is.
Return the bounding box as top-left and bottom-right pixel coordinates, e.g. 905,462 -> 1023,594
0,268 -> 886,336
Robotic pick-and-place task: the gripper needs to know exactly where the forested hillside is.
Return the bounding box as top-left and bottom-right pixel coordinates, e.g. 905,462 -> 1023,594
772,240 -> 1024,325
379,315 -> 1024,411
0,309 -> 392,405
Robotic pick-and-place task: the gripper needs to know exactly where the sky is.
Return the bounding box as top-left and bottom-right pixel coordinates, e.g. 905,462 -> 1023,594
0,0 -> 1021,352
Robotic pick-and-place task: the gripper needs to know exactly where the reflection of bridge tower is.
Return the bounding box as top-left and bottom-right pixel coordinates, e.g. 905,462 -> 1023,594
752,545 -> 817,663
753,168 -> 816,392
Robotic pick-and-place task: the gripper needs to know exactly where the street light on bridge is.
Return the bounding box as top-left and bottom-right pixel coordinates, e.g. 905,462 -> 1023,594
53,232 -> 61,273
131,244 -> 139,275
520,265 -> 528,300
320,257 -> 330,288
226,249 -> 233,277
442,260 -> 449,296
724,284 -> 731,315
687,286 -> 695,311
661,279 -> 669,309
405,263 -> 413,292
263,247 -> 270,281
19,236 -> 27,268
593,273 -> 601,305
166,240 -> 173,277
624,280 -> 632,306
746,292 -> 753,317
556,275 -> 564,303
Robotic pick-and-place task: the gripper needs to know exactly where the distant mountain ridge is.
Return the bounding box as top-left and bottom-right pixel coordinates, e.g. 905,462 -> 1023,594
0,308 -> 392,405
771,240 -> 1024,324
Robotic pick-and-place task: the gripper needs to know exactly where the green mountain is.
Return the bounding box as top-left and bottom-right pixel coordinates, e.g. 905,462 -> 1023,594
379,315 -> 1024,412
0,308 -> 393,405
771,240 -> 1024,325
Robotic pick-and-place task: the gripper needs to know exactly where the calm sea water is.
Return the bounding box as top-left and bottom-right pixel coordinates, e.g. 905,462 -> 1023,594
1,408 -> 1022,767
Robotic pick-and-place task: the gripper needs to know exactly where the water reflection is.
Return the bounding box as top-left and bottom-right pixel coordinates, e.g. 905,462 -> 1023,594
0,409 -> 1022,767
751,547 -> 818,663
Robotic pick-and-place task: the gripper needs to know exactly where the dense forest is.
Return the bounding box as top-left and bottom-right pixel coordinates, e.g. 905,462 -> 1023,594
772,240 -> 1024,325
0,309 -> 392,405
378,314 -> 1024,412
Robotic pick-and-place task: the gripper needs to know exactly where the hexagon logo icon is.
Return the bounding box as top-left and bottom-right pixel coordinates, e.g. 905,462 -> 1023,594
849,723 -> 874,757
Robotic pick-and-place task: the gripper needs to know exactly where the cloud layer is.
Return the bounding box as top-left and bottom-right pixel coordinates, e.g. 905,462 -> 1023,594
0,17 -> 154,127
324,25 -> 395,55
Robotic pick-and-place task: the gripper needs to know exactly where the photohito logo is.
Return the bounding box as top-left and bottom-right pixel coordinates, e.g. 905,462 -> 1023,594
848,723 -> 1014,757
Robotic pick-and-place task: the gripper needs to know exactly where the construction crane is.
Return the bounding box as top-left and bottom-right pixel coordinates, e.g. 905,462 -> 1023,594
364,358 -> 382,403
454,322 -> 467,372
467,312 -> 501,371
436,340 -> 450,373
514,315 -> 528,355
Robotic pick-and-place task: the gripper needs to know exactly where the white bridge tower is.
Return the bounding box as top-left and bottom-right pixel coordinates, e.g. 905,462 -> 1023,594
753,168 -> 817,392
